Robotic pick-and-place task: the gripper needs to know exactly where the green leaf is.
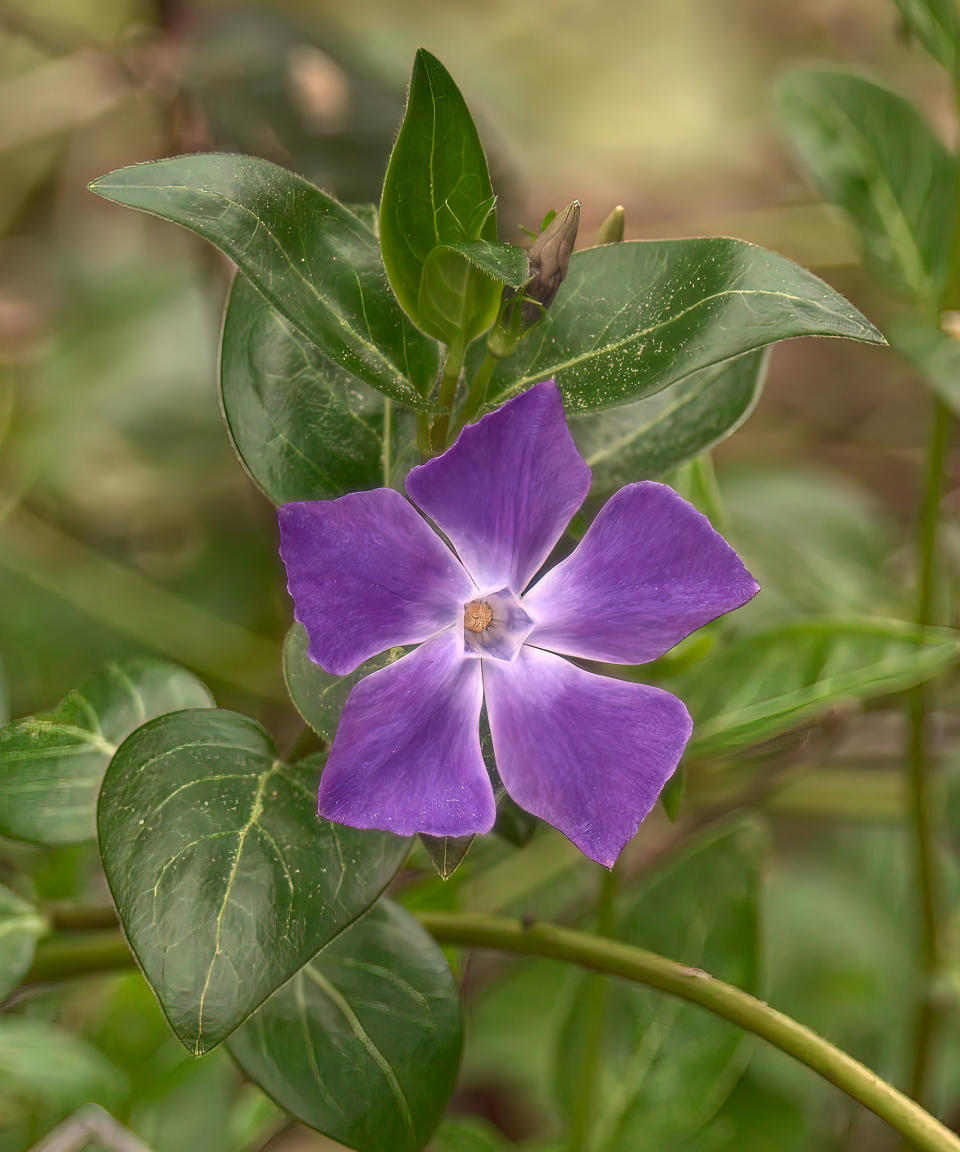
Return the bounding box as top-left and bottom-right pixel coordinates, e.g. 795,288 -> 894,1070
420,833 -> 474,880
284,623 -> 411,741
0,658 -> 213,845
0,884 -> 47,999
572,350 -> 768,491
893,0 -> 959,71
723,465 -> 901,619
673,617 -> 960,759
417,246 -> 503,346
430,1117 -> 510,1151
229,899 -> 462,1152
776,68 -> 955,306
486,239 -> 884,412
380,49 -> 501,342
443,240 -> 529,287
220,274 -> 385,504
90,154 -> 439,407
556,822 -> 761,1150
0,1018 -> 127,1130
98,709 -> 410,1054
889,314 -> 960,412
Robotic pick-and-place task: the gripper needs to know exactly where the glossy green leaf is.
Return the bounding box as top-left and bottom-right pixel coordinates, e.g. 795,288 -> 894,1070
673,617 -> 960,759
893,0 -> 959,70
0,658 -> 213,845
90,155 -> 439,407
380,49 -> 500,342
443,240 -> 529,287
283,623 -> 411,741
572,350 -> 768,491
486,239 -> 883,412
777,68 -> 955,306
556,822 -> 761,1150
229,899 -> 462,1152
98,709 -> 409,1054
0,884 -> 47,999
220,274 -> 385,504
417,245 -> 502,345
889,314 -> 960,412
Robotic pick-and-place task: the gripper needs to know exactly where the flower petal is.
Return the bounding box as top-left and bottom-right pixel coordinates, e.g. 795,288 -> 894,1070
524,482 -> 759,664
319,631 -> 494,838
279,489 -> 472,675
483,647 -> 691,866
405,380 -> 591,592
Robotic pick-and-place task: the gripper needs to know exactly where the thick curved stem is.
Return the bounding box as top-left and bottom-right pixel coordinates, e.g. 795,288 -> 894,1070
25,914 -> 960,1152
420,913 -> 960,1152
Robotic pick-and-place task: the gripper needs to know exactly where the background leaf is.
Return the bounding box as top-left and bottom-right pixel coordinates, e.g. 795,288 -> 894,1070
486,239 -> 884,412
671,617 -> 960,759
91,155 -> 439,407
892,0 -> 959,71
776,68 -> 955,306
571,350 -> 768,492
229,899 -> 462,1152
0,659 -> 213,845
556,822 -> 762,1150
98,708 -> 410,1053
380,49 -> 501,342
0,884 -> 47,999
888,315 -> 960,413
0,1018 -> 127,1146
220,274 -> 387,504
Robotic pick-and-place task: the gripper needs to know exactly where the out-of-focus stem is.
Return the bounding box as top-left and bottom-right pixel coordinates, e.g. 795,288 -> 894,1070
905,394 -> 952,1107
567,865 -> 619,1152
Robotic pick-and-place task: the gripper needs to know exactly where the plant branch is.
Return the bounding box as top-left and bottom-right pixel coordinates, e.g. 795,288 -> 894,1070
905,393 -> 952,1106
21,916 -> 960,1152
430,341 -> 466,453
456,350 -> 499,430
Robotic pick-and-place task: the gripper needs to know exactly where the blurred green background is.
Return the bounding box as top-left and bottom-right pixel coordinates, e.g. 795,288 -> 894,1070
2,2 -> 959,1150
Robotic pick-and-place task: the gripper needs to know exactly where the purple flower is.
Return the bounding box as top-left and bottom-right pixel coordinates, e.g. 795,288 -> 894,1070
278,381 -> 758,867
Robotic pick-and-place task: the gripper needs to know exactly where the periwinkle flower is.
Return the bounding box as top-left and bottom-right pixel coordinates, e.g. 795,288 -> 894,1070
278,382 -> 758,866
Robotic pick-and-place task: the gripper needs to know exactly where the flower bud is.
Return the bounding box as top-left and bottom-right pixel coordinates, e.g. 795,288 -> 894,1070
522,200 -> 580,320
596,205 -> 625,245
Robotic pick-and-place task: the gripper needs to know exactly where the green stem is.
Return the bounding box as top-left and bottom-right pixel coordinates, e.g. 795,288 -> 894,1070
456,351 -> 499,431
905,394 -> 952,1107
567,866 -> 619,1152
22,916 -> 960,1152
381,397 -> 393,487
416,411 -> 432,462
430,341 -> 466,454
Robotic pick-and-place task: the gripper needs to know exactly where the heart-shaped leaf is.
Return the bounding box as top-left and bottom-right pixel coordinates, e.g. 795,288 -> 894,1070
672,617 -> 960,759
380,49 -> 501,342
98,708 -> 410,1053
0,659 -> 213,844
556,822 -> 761,1150
90,155 -> 439,407
228,898 -> 462,1152
0,885 -> 47,999
486,239 -> 884,412
571,350 -> 768,492
777,68 -> 955,306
